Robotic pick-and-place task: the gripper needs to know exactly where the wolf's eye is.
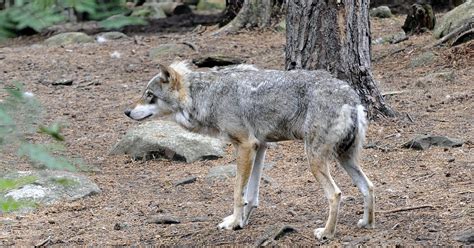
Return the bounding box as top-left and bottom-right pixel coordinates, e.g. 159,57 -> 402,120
146,90 -> 154,97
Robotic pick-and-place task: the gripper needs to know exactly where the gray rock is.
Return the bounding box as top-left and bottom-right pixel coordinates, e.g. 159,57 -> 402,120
6,184 -> 47,200
206,163 -> 274,180
131,3 -> 167,19
409,51 -> 436,68
44,32 -> 94,46
374,31 -> 408,45
417,70 -> 455,86
96,32 -> 128,41
370,6 -> 393,18
434,0 -> 474,38
1,170 -> 101,212
110,120 -> 224,163
454,229 -> 474,244
207,164 -> 237,179
149,43 -> 194,60
403,135 -> 464,150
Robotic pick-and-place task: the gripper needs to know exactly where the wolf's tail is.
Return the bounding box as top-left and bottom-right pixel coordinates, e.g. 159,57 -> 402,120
353,105 -> 368,157
329,104 -> 367,156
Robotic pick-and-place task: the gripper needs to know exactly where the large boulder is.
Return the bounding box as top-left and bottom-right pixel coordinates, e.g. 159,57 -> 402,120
110,120 -> 225,163
44,32 -> 94,46
131,3 -> 167,19
370,6 -> 393,18
1,170 -> 100,213
434,0 -> 474,38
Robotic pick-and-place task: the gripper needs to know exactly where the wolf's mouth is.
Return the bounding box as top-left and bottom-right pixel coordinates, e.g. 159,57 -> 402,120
136,113 -> 153,121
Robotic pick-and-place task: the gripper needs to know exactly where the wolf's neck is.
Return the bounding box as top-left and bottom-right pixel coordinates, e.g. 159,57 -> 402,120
174,75 -> 215,133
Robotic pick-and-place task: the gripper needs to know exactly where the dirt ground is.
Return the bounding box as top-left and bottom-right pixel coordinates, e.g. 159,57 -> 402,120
0,15 -> 472,246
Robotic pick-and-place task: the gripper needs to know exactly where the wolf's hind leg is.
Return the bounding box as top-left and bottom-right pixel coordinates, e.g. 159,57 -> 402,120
338,154 -> 375,229
218,139 -> 258,230
243,142 -> 267,225
307,146 -> 342,241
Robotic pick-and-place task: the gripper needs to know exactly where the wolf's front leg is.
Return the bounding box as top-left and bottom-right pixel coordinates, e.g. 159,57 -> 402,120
218,140 -> 258,230
243,143 -> 267,225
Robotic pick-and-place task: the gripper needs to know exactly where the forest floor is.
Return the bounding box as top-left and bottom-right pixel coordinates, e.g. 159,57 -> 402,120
0,15 -> 472,246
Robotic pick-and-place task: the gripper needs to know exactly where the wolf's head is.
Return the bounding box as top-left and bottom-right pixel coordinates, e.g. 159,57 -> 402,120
124,62 -> 191,121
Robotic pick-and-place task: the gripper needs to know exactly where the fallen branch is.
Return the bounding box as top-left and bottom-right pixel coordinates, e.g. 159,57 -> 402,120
431,20 -> 474,48
377,205 -> 435,214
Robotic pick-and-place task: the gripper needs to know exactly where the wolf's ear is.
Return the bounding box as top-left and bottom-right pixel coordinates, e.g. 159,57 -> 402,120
158,64 -> 170,83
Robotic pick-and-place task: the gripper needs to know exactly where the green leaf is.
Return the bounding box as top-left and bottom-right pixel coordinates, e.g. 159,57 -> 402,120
18,143 -> 76,171
0,176 -> 38,192
39,123 -> 64,141
0,197 -> 37,213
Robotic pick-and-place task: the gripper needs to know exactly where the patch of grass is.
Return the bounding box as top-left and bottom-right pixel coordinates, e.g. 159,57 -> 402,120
0,176 -> 37,192
0,197 -> 36,213
50,177 -> 78,187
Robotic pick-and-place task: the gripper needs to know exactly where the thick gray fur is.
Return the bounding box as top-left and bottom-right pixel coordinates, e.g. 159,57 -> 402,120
126,62 -> 374,240
181,67 -> 363,153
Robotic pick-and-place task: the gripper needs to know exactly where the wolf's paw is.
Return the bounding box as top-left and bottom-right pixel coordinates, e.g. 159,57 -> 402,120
357,219 -> 374,229
314,228 -> 334,241
218,214 -> 243,230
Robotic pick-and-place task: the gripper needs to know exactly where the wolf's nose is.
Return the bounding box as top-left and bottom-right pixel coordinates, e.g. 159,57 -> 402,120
124,109 -> 131,117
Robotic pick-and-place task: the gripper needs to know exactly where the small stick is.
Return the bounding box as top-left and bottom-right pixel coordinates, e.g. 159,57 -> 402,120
413,173 -> 435,182
181,41 -> 198,51
34,236 -> 51,247
406,113 -> 415,123
377,205 -> 435,214
382,90 -> 405,96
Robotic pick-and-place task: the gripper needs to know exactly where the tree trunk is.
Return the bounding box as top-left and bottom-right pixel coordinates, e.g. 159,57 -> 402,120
402,4 -> 436,35
219,0 -> 244,27
285,0 -> 395,119
214,0 -> 284,35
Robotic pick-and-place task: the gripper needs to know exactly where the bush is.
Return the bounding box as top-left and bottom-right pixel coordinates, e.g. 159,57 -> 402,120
0,0 -> 146,40
0,85 -> 79,171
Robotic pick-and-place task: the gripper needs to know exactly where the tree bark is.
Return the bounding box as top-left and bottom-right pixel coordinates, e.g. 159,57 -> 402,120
285,0 -> 395,119
214,0 -> 284,35
219,0 -> 244,27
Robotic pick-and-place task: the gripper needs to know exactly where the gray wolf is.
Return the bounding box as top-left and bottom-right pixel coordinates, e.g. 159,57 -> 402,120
124,61 -> 375,241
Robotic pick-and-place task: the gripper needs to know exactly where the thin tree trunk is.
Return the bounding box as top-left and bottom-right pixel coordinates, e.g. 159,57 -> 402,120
285,0 -> 395,119
341,0 -> 394,118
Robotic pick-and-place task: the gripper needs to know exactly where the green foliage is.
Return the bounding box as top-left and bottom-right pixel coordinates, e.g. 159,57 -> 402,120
50,177 -> 79,187
7,3 -> 65,32
99,15 -> 147,30
0,176 -> 38,192
0,196 -> 37,213
0,85 -> 78,171
0,0 -> 146,40
39,123 -> 64,142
